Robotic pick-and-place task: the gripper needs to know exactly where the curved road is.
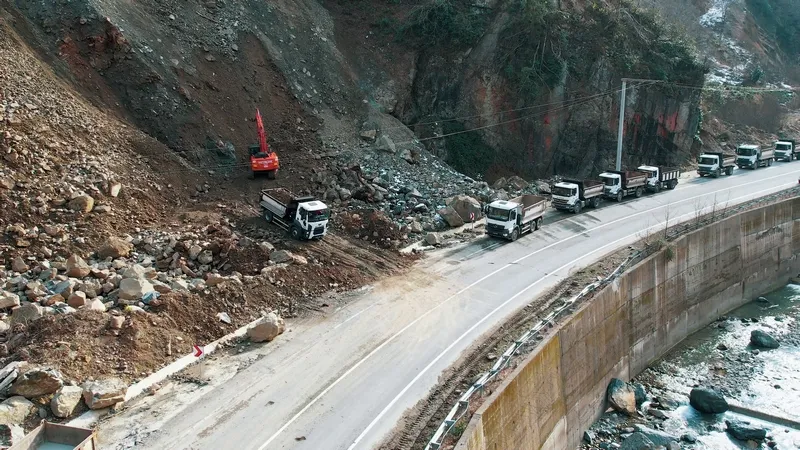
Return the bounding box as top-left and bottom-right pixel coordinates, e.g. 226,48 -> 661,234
100,163 -> 800,450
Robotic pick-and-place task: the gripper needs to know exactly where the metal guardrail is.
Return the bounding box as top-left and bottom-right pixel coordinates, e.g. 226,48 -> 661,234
424,254 -> 637,450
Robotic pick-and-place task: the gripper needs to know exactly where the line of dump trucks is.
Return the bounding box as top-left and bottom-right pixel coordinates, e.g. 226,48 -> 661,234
484,138 -> 797,241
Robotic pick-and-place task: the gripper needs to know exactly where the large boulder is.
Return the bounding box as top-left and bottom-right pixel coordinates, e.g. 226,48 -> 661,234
0,397 -> 34,425
65,255 -> 91,278
0,291 -> 20,309
750,329 -> 779,349
632,425 -> 679,447
269,250 -> 305,265
606,378 -> 637,416
506,175 -> 529,190
11,257 -> 28,273
447,195 -> 482,222
619,432 -> 655,450
725,420 -> 767,441
11,303 -> 43,325
98,237 -> 133,259
247,312 -> 286,343
689,387 -> 729,414
425,233 -> 442,246
10,366 -> 63,398
437,206 -> 464,228
82,378 -> 127,409
118,278 -> 155,301
632,382 -> 648,407
375,135 -> 396,154
68,195 -> 94,213
51,385 -> 84,418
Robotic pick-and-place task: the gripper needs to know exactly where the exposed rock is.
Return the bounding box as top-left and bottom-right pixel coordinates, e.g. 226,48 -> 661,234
197,250 -> 214,265
108,182 -> 122,197
681,433 -> 697,443
50,385 -> 84,418
425,233 -> 442,246
66,255 -> 91,278
11,257 -> 28,273
632,382 -> 647,407
121,265 -> 146,279
447,195 -> 482,222
206,273 -> 226,286
98,237 -> 133,259
632,425 -> 678,447
0,423 -> 25,447
82,378 -> 127,409
507,175 -> 529,190
11,303 -> 43,325
270,250 -> 304,265
689,387 -> 729,414
109,315 -> 125,329
188,245 -> 202,260
118,278 -> 155,300
376,135 -> 396,154
247,312 -> 286,343
750,329 -> 779,349
584,430 -> 595,444
409,221 -> 424,233
67,292 -> 87,308
607,378 -> 637,416
438,206 -> 464,227
68,195 -> 94,213
10,366 -> 63,398
725,420 -> 767,441
492,177 -> 507,189
86,299 -> 106,312
0,291 -> 20,309
619,432 -> 655,450
0,397 -> 34,425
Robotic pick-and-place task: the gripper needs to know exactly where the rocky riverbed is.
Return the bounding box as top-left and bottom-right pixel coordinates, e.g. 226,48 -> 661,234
583,283 -> 800,450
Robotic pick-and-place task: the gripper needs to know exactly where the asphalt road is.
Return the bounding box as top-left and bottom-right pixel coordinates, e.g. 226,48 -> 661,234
99,162 -> 800,450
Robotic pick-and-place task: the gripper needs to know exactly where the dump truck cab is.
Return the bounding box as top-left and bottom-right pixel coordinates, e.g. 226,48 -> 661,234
599,172 -> 622,196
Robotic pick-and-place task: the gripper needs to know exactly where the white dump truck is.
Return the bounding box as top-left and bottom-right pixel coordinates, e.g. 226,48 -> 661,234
697,151 -> 736,177
774,139 -> 798,162
260,188 -> 330,240
637,165 -> 680,192
485,195 -> 547,241
599,170 -> 647,202
736,144 -> 774,169
551,179 -> 603,213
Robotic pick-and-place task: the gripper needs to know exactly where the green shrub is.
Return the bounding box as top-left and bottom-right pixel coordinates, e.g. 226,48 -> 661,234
398,0 -> 488,47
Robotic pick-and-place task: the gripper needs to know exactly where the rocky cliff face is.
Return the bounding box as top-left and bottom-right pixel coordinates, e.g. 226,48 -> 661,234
5,0 -> 795,185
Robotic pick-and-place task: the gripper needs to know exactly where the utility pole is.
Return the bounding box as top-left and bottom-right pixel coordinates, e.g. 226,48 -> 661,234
615,79 -> 627,171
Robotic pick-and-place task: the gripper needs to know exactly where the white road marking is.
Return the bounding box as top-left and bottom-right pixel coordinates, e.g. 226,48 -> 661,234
258,170 -> 799,449
345,180 -> 795,449
333,303 -> 378,330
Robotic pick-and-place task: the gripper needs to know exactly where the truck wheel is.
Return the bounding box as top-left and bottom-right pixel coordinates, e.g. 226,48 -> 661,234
248,171 -> 256,180
653,184 -> 661,194
713,169 -> 720,178
616,192 -> 623,203
726,166 -> 733,176
768,159 -> 773,167
573,202 -> 582,214
267,170 -> 277,180
593,197 -> 601,208
634,187 -> 643,198
535,218 -> 542,230
669,180 -> 678,190
290,226 -> 303,240
510,228 -> 519,241
264,210 -> 274,222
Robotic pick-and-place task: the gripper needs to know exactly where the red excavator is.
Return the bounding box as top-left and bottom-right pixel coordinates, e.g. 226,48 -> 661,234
249,109 -> 280,179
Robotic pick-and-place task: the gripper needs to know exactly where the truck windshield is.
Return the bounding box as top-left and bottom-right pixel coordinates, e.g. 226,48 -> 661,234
698,157 -> 716,165
776,143 -> 791,151
552,186 -> 574,197
486,207 -> 510,221
737,148 -> 756,156
307,209 -> 330,222
601,177 -> 617,186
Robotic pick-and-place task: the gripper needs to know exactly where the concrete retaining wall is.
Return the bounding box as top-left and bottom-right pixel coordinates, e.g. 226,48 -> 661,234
456,197 -> 800,450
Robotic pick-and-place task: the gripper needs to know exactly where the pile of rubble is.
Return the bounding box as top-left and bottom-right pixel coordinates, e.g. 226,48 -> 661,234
0,361 -> 126,445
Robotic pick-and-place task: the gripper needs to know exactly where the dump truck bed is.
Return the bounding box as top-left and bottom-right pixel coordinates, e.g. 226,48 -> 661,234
9,422 -> 97,450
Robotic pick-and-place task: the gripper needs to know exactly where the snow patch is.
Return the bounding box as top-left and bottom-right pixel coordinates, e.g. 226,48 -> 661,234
700,0 -> 733,28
